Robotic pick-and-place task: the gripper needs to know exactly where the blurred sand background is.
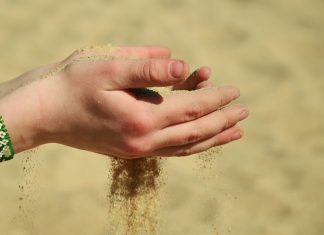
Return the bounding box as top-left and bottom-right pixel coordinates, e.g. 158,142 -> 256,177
0,0 -> 324,234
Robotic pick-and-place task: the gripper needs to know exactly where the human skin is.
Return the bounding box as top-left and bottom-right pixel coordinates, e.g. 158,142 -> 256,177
0,46 -> 249,159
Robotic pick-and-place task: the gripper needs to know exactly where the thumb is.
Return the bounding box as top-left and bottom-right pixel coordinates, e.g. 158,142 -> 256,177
108,59 -> 189,89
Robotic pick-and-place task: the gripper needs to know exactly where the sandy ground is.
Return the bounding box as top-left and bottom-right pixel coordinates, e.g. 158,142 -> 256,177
0,0 -> 324,234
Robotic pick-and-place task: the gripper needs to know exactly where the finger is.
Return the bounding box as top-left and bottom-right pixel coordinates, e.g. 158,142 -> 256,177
152,105 -> 249,148
152,126 -> 244,157
154,86 -> 240,128
172,66 -> 212,91
63,46 -> 171,64
196,80 -> 214,89
115,46 -> 171,59
101,58 -> 190,89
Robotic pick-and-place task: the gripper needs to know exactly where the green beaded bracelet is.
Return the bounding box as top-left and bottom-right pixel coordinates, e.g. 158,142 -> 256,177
0,116 -> 14,162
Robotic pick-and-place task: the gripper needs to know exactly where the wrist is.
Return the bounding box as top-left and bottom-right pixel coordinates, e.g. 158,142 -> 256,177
0,79 -> 50,154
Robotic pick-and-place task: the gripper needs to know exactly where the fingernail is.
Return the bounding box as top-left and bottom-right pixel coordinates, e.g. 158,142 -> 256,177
231,130 -> 243,141
240,109 -> 249,118
170,61 -> 184,78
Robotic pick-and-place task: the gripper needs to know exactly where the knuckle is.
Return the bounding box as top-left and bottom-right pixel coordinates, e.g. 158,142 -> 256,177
216,88 -> 225,106
139,61 -> 150,79
142,60 -> 160,81
176,147 -> 193,157
123,139 -> 149,156
185,104 -> 204,120
184,129 -> 203,145
220,111 -> 230,130
123,111 -> 155,136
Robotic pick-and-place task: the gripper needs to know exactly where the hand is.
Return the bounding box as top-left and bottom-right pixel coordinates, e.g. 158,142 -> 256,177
0,46 -> 249,158
168,66 -> 246,156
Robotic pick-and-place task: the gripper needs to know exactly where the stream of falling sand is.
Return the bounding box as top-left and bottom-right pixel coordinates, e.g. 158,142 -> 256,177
106,157 -> 163,235
13,150 -> 41,235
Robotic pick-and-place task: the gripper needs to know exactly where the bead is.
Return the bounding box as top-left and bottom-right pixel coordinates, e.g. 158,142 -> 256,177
0,116 -> 14,161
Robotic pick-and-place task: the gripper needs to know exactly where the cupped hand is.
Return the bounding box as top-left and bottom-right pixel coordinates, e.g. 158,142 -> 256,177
36,46 -> 249,158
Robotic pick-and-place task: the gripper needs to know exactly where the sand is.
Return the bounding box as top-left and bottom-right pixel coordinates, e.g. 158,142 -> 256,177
0,0 -> 324,234
107,157 -> 162,235
41,44 -> 119,79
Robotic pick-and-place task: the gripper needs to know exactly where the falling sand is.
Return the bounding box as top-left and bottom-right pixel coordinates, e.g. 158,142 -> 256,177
107,157 -> 163,235
106,148 -> 220,235
12,150 -> 42,235
41,44 -> 120,80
